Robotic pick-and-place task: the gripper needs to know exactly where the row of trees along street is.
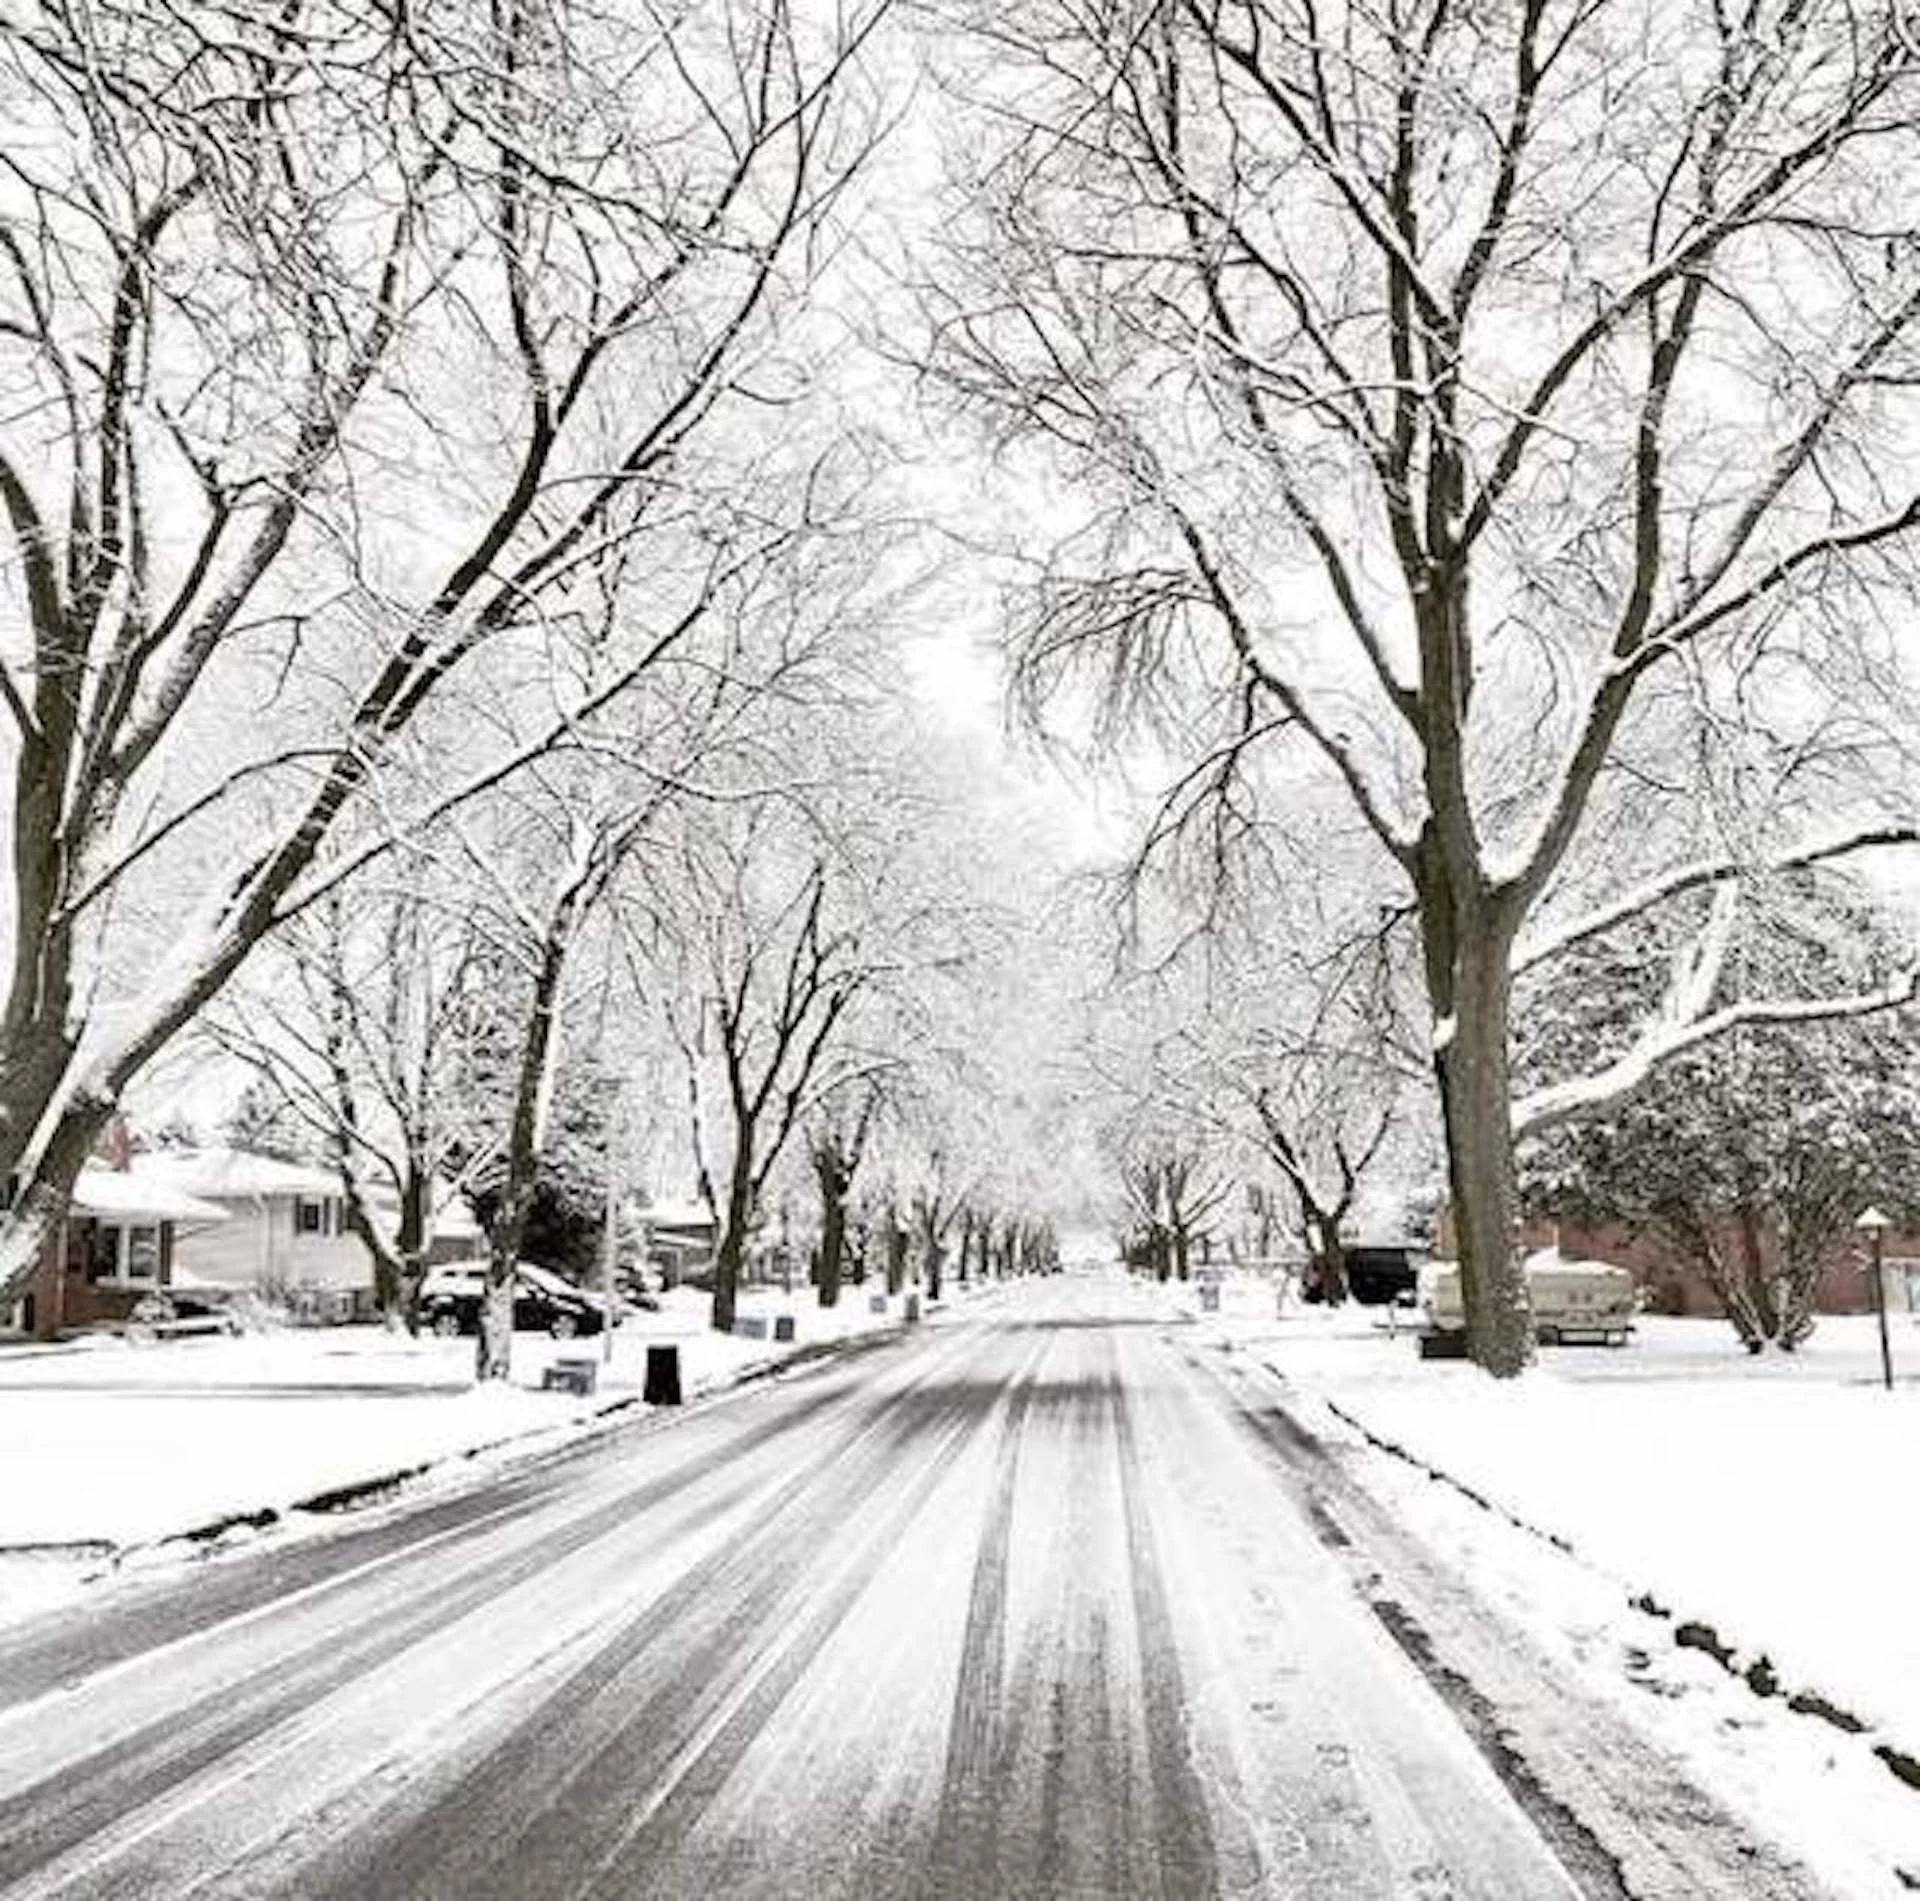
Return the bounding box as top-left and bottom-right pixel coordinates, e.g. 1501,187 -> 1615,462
922,0 -> 1920,1372
5,2 -> 1920,1378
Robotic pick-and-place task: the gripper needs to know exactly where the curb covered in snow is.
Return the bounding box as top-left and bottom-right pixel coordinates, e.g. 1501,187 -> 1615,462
7,1316 -> 915,1586
1315,1387 -> 1920,1806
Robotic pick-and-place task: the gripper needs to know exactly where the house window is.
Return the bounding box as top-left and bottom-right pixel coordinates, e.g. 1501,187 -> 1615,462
124,1226 -> 159,1282
294,1196 -> 347,1237
85,1224 -> 160,1284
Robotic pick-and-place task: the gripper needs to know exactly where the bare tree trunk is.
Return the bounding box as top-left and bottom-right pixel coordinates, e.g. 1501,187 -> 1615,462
1422,872 -> 1535,1377
0,973 -> 74,1198
817,1186 -> 847,1310
884,1206 -> 908,1296
339,1188 -> 403,1322
477,907 -> 576,1380
1303,1213 -> 1349,1304
710,1164 -> 755,1334
0,1099 -> 106,1308
809,1124 -> 862,1312
911,1190 -> 945,1301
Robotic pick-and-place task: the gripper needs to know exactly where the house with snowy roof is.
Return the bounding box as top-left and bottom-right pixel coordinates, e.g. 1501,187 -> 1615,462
11,1138 -> 487,1339
132,1147 -> 369,1319
135,1147 -> 484,1321
13,1159 -> 231,1340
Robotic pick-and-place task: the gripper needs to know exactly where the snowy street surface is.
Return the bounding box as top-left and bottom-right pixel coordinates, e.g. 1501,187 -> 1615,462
0,1276 -> 1833,1899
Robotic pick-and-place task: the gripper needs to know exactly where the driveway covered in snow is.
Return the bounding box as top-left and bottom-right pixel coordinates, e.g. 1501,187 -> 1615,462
0,1278 -> 1827,1899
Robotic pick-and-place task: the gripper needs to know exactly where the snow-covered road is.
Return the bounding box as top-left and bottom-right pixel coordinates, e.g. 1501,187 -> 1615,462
0,1280 -> 1829,1898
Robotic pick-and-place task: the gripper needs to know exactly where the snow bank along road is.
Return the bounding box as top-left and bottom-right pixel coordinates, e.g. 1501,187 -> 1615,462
0,1280 -> 1829,1899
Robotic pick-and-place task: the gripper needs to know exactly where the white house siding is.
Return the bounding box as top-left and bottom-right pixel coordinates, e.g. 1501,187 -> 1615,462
170,1207 -> 269,1290
171,1198 -> 374,1314
140,1151 -> 478,1318
275,1204 -> 373,1292
133,1150 -> 373,1317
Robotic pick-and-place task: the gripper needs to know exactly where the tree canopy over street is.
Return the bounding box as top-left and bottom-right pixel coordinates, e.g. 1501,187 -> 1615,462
3,0 -> 1919,1371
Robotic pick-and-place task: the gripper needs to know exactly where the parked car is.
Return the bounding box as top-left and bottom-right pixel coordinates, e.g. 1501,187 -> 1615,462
418,1261 -> 612,1338
1344,1245 -> 1420,1306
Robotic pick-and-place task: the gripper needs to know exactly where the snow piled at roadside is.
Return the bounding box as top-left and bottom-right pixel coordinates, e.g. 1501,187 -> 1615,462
1267,1312 -> 1920,1748
1172,1278 -> 1920,1894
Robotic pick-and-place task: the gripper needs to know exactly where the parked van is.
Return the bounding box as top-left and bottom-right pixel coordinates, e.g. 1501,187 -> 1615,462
1417,1249 -> 1635,1357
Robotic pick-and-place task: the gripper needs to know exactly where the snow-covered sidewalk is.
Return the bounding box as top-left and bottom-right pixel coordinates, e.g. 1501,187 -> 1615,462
1159,1273 -> 1920,1895
0,1284 -> 913,1617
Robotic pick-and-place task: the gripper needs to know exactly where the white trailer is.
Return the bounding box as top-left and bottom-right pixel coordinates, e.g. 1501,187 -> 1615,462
1417,1251 -> 1636,1358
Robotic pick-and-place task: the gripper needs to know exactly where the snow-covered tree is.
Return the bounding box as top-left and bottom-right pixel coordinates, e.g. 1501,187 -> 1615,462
219,1079 -> 312,1167
1520,878 -> 1920,1350
205,877 -> 501,1323
1105,1115 -> 1233,1283
444,760 -> 682,1376
0,0 -> 893,1309
664,811 -> 905,1333
461,1041 -> 621,1286
806,1082 -> 882,1310
927,0 -> 1920,1373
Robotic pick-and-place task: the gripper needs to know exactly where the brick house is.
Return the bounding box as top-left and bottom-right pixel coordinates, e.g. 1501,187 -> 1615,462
1440,1207 -> 1920,1318
14,1163 -> 229,1340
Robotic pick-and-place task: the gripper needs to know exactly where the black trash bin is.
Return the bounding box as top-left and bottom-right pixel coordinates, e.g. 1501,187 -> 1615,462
644,1344 -> 683,1405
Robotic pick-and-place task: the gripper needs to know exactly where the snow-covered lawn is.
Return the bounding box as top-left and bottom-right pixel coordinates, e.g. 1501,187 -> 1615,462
1165,1273 -> 1920,1892
0,1284 -> 909,1618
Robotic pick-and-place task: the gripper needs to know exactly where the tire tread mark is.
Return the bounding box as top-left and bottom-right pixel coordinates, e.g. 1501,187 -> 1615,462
0,1337 -> 980,1894
583,1386 -> 1012,1898
1111,1359 -> 1220,1901
923,1363 -> 1041,1901
288,1340 -> 1005,1901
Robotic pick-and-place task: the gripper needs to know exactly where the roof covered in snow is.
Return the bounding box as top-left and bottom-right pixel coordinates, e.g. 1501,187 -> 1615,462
72,1165 -> 229,1225
132,1146 -> 339,1202
637,1198 -> 717,1232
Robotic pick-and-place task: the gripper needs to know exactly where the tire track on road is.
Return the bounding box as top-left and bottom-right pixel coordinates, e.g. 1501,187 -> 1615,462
1112,1349 -> 1221,1901
584,1356 -> 1047,1899
280,1329 -> 1017,1901
0,1346 -> 898,1713
0,1326 -> 989,1900
991,1323 -> 1142,1901
922,1343 -> 1042,1901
